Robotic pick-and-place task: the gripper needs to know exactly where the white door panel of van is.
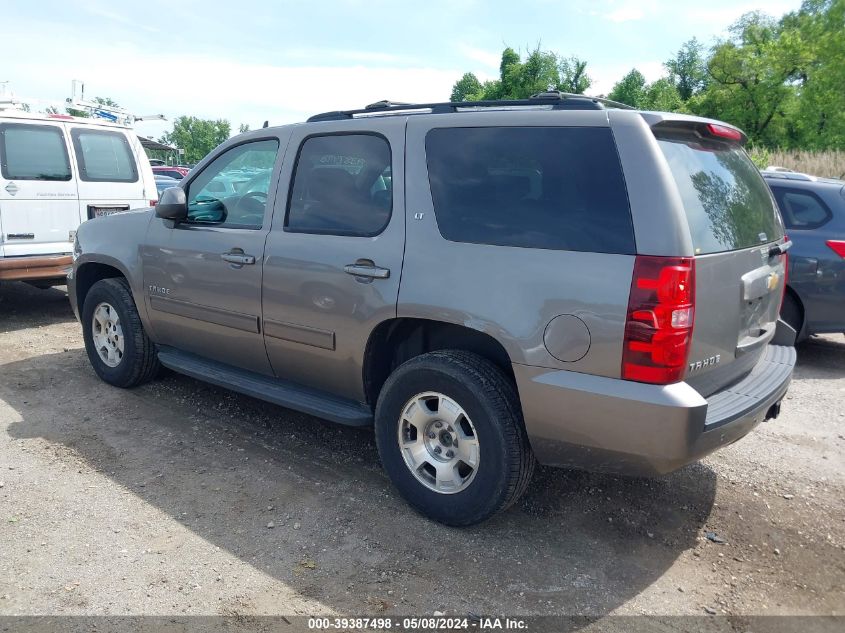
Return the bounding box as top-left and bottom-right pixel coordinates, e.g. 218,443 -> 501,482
67,125 -> 150,220
0,121 -> 80,256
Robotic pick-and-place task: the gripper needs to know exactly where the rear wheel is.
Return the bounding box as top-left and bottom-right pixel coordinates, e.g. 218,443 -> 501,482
81,278 -> 160,388
374,350 -> 534,526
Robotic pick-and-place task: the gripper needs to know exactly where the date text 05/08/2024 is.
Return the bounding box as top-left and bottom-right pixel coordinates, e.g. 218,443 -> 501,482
308,617 -> 528,630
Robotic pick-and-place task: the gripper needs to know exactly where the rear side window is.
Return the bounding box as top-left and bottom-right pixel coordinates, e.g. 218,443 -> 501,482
770,187 -> 832,230
657,137 -> 783,253
425,127 -> 635,254
286,134 -> 392,237
71,128 -> 138,183
0,123 -> 71,181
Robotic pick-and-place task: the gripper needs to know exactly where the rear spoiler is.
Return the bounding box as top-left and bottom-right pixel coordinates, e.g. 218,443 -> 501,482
639,112 -> 748,146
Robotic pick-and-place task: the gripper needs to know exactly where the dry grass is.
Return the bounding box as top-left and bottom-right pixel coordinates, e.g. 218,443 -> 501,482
750,149 -> 845,179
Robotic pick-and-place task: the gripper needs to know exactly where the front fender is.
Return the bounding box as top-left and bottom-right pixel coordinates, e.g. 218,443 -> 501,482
71,209 -> 155,331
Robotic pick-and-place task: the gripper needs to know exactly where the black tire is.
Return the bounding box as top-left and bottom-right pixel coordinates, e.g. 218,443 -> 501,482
781,290 -> 806,342
374,350 -> 535,526
81,277 -> 160,388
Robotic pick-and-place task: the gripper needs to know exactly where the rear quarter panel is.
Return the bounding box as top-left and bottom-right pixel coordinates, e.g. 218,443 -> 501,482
401,111 -> 635,379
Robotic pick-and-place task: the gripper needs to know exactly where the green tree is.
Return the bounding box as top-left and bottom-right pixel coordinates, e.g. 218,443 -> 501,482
160,116 -> 231,164
450,72 -> 484,101
559,56 -> 592,94
608,69 -> 647,107
507,47 -> 559,98
449,45 -> 593,101
690,12 -> 810,145
238,123 -> 251,134
780,0 -> 845,149
666,38 -> 708,101
642,78 -> 684,111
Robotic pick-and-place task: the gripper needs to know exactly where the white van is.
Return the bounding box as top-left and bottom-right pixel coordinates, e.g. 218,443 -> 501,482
0,110 -> 156,285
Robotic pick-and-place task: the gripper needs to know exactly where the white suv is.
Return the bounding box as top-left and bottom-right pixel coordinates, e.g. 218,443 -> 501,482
0,109 -> 156,285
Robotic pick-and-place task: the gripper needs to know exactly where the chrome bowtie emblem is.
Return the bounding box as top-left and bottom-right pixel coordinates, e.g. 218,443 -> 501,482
5,182 -> 19,196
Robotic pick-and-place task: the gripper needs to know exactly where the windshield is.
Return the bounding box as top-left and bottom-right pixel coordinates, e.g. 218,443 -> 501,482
657,137 -> 783,254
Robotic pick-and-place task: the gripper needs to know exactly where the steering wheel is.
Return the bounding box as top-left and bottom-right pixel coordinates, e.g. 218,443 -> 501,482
235,190 -> 267,213
229,191 -> 267,226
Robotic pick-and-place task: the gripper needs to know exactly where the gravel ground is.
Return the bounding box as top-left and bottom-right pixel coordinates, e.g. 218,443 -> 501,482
0,281 -> 842,620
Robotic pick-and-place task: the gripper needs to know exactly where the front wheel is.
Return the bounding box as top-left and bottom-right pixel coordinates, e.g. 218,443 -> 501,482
81,278 -> 160,388
374,350 -> 535,526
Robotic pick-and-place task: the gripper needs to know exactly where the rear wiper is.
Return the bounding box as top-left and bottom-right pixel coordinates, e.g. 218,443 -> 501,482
769,240 -> 792,258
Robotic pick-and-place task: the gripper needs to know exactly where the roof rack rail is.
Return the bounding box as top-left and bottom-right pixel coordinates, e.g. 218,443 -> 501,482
307,90 -> 634,122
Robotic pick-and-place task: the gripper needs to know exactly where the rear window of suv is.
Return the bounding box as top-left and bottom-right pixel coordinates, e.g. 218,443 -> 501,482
425,127 -> 635,254
657,136 -> 783,254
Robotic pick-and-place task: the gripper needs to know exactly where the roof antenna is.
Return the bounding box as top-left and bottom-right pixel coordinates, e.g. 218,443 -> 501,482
262,120 -> 268,128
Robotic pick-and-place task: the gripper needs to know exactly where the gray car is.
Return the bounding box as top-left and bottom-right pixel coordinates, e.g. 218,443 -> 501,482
762,170 -> 845,341
68,93 -> 796,525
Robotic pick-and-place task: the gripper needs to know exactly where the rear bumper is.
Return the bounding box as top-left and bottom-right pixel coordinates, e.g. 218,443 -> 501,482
0,254 -> 72,282
515,344 -> 796,476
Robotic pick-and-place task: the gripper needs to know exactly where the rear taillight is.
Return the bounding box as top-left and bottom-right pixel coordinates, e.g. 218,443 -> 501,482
622,256 -> 695,385
827,240 -> 845,258
149,199 -> 158,207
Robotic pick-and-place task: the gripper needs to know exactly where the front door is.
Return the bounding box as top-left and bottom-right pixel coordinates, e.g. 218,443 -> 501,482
262,117 -> 406,401
141,137 -> 284,375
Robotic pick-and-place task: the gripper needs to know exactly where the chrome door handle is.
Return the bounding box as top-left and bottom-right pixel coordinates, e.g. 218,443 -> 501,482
221,252 -> 256,265
344,263 -> 390,279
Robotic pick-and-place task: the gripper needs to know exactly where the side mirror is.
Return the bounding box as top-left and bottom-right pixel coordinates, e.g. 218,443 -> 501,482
155,187 -> 188,222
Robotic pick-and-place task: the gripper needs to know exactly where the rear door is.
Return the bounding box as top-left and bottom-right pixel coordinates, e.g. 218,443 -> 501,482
653,126 -> 787,395
262,117 -> 406,402
0,120 -> 79,257
68,125 -> 150,220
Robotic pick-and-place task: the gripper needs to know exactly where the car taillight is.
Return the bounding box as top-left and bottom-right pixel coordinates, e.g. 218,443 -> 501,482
827,240 -> 845,258
622,256 -> 695,385
149,200 -> 158,207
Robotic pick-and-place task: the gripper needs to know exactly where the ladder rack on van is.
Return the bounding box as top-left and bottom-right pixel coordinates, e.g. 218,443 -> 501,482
0,80 -> 166,127
66,80 -> 166,126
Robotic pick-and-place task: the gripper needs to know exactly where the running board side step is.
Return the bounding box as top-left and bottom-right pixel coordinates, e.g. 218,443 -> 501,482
156,347 -> 373,427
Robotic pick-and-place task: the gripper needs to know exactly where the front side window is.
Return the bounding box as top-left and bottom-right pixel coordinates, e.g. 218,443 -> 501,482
771,187 -> 832,230
286,134 -> 392,237
71,128 -> 138,182
425,127 -> 635,253
0,123 -> 71,181
186,139 -> 279,229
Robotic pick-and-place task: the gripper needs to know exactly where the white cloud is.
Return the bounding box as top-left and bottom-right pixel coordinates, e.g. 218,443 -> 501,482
682,1 -> 798,32
5,28 -> 461,139
604,0 -> 659,23
606,6 -> 645,22
457,44 -> 502,71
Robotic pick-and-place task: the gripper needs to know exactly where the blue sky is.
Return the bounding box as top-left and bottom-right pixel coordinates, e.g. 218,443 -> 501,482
3,0 -> 801,139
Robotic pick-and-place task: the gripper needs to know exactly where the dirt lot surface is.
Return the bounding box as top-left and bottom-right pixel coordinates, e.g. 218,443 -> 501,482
0,281 -> 843,621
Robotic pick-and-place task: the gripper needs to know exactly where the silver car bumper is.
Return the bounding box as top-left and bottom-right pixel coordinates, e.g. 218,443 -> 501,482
515,344 -> 796,476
